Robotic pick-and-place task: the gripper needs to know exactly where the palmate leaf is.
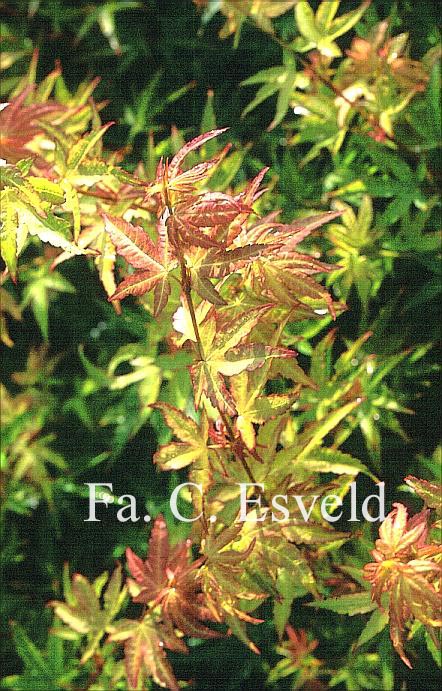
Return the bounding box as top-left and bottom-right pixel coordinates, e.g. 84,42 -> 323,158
142,127 -> 230,199
190,305 -> 296,414
9,428 -> 67,508
363,503 -> 442,667
104,213 -> 177,315
126,515 -> 177,604
0,164 -> 93,279
168,128 -> 228,180
234,211 -> 341,318
199,523 -> 264,653
126,515 -> 219,640
231,369 -> 296,449
201,527 -> 262,612
241,49 -> 302,130
0,86 -> 64,164
188,243 -> 268,305
293,1 -> 370,57
260,262 -> 336,317
108,615 -> 179,691
165,143 -> 232,194
152,402 -> 209,471
176,191 -> 250,228
389,566 -> 442,668
200,0 -> 297,45
405,476 -> 442,516
170,187 -> 255,251
326,196 -> 385,310
21,263 -> 75,340
151,399 -> 213,516
53,220 -> 120,308
49,564 -> 127,663
230,515 -> 317,596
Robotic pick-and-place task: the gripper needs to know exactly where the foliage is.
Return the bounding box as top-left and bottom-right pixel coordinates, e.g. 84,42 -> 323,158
1,1 -> 441,690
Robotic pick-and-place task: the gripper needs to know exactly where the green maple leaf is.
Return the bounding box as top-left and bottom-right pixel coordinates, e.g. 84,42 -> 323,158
50,564 -> 127,663
327,196 -> 385,311
241,53 -> 302,131
10,431 -> 66,508
293,1 -> 370,58
190,305 -> 296,414
152,402 -> 210,471
21,262 -> 75,340
9,623 -> 80,690
231,369 -> 295,449
0,166 -> 87,279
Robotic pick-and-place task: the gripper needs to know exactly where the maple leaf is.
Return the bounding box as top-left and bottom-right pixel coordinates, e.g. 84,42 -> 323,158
168,190 -> 253,251
1,163 -> 99,280
236,519 -> 318,595
200,523 -> 261,606
144,128 -> 229,200
187,243 -> 267,305
293,1 -> 371,58
199,523 -> 264,653
196,0 -> 297,42
104,213 -> 177,315
190,305 -> 296,414
108,615 -> 180,691
125,515 -> 221,640
21,262 -> 75,340
152,402 -> 210,471
405,475 -> 442,516
255,248 -> 337,318
231,369 -> 296,449
268,624 -> 323,688
343,21 -> 429,94
176,191 -> 250,229
369,502 -> 432,563
52,220 -> 120,311
152,403 -> 217,519
227,210 -> 342,318
7,429 -> 66,509
50,564 -> 127,663
0,86 -> 64,164
363,503 -> 442,667
283,625 -> 319,665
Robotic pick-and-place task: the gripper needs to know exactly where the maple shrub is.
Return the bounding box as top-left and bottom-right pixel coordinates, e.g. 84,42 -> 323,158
2,84 -> 441,688
1,2 -> 441,690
